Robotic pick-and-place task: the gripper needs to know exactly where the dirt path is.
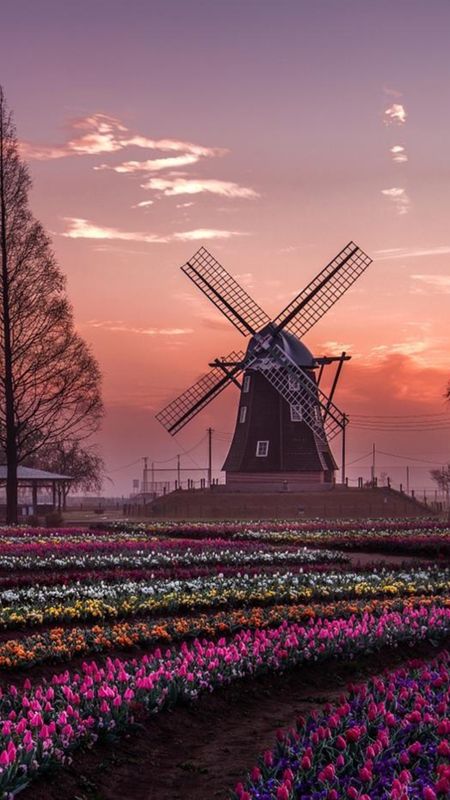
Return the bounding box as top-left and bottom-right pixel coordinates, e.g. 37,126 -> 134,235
22,639 -> 449,800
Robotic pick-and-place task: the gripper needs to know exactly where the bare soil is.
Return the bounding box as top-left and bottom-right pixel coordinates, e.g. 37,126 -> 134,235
21,639 -> 449,800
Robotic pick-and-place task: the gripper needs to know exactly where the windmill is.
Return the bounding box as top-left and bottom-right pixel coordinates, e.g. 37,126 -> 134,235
156,242 -> 372,491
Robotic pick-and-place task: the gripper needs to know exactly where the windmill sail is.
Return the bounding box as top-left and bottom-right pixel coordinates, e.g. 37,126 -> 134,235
273,241 -> 372,338
156,349 -> 245,435
181,247 -> 270,336
252,344 -> 346,443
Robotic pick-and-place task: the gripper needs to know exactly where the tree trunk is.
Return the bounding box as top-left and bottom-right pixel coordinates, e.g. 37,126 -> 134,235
0,91 -> 18,524
63,483 -> 69,511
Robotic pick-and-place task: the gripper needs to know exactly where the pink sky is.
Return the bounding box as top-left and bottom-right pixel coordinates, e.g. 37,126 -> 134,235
1,1 -> 449,494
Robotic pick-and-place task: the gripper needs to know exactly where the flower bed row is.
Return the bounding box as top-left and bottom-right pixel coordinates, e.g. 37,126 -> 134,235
2,518 -> 447,540
0,595 -> 448,672
1,566 -> 448,630
0,605 -> 449,796
233,651 -> 450,800
105,518 -> 450,537
233,530 -> 450,557
0,544 -> 347,572
0,559 -> 414,592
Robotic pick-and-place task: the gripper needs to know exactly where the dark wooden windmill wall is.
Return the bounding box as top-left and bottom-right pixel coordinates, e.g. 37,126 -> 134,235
223,369 -> 337,492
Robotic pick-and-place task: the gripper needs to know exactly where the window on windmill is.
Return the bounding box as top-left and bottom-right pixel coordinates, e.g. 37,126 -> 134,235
290,404 -> 303,422
243,375 -> 251,393
239,405 -> 247,423
256,440 -> 269,457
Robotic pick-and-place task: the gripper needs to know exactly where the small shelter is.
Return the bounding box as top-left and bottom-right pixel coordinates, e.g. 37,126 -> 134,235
0,466 -> 72,517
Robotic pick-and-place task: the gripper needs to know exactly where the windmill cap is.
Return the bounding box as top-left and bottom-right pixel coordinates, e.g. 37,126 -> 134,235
247,326 -> 315,368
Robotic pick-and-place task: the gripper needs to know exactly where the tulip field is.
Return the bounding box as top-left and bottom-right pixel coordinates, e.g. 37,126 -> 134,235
0,520 -> 448,799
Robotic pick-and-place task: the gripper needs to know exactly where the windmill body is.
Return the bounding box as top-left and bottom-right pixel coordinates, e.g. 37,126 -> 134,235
156,242 -> 373,492
223,328 -> 337,491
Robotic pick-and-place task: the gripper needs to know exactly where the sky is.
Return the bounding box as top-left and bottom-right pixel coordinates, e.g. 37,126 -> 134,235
1,0 -> 449,495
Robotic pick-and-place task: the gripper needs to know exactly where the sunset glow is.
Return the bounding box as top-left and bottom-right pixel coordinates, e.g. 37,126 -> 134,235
2,0 -> 449,494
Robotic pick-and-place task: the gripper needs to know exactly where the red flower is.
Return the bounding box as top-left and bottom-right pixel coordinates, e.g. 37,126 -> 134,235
437,739 -> 450,757
346,726 -> 361,743
276,785 -> 290,800
408,741 -> 422,757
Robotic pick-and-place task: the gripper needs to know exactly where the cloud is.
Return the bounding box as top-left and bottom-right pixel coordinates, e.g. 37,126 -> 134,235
365,335 -> 449,369
390,145 -> 408,163
99,154 -> 201,173
172,228 -> 245,241
23,113 -> 257,212
375,245 -> 450,260
320,341 -> 355,354
381,187 -> 411,215
131,200 -> 154,209
61,217 -> 169,243
384,103 -> 407,125
22,113 -> 224,163
410,274 -> 450,293
143,177 -> 259,199
61,217 -> 245,244
338,353 -> 449,409
85,319 -> 193,336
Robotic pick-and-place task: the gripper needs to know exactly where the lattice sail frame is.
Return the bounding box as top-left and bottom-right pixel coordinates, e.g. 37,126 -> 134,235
181,247 -> 270,336
156,242 -> 371,436
155,350 -> 245,435
273,242 -> 372,338
247,344 -> 346,444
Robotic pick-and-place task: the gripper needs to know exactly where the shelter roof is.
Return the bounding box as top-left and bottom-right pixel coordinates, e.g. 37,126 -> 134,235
0,466 -> 72,481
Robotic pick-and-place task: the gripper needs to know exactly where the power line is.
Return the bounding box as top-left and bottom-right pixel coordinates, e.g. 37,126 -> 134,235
352,412 -> 449,419
376,449 -> 448,466
106,458 -> 143,474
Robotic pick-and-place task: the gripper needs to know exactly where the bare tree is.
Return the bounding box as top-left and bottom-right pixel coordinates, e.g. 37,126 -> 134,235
0,87 -> 103,522
430,464 -> 450,506
31,442 -> 105,509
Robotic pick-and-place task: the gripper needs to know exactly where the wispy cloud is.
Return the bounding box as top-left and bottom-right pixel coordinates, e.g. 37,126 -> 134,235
99,154 -> 201,173
131,200 -> 154,209
61,217 -> 245,244
320,341 -> 355,354
23,113 -> 258,210
143,177 -> 259,199
390,145 -> 408,163
61,217 -> 168,243
384,103 -> 407,125
375,245 -> 450,260
172,228 -> 245,241
85,319 -> 194,336
370,340 -> 430,358
381,186 -> 411,215
410,274 -> 450,293
22,113 -> 224,163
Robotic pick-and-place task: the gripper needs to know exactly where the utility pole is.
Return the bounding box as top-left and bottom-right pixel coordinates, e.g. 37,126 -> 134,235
142,457 -> 148,494
151,461 -> 155,495
207,427 -> 213,488
406,465 -> 410,494
177,454 -> 181,489
371,443 -> 376,486
341,414 -> 347,486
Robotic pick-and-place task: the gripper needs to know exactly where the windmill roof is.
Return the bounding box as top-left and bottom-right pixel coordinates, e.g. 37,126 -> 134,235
0,466 -> 72,481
